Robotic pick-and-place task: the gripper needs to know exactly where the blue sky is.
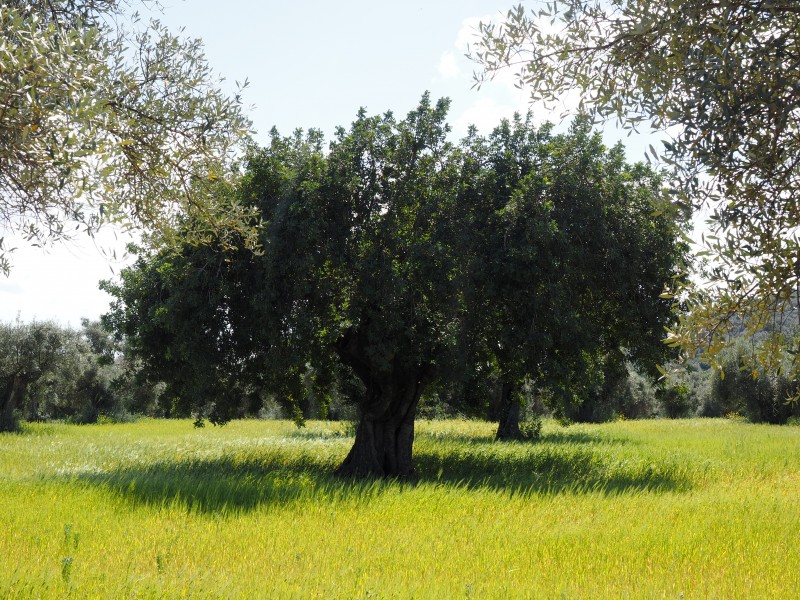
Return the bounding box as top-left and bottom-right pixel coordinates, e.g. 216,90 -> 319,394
0,0 -> 660,326
155,0 -> 535,142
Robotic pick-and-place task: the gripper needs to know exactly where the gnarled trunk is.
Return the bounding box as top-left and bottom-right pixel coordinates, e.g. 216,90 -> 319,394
335,371 -> 425,477
495,381 -> 523,441
334,331 -> 430,477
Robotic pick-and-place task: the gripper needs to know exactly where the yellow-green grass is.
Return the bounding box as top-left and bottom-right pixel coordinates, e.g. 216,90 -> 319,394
1,418 -> 799,598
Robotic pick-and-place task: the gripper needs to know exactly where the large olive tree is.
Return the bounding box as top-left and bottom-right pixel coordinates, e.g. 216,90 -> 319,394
104,97 -> 687,475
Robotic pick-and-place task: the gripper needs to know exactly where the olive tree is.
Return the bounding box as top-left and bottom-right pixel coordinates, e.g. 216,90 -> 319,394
0,321 -> 67,430
104,96 -> 687,475
457,114 -> 688,437
0,0 -> 257,274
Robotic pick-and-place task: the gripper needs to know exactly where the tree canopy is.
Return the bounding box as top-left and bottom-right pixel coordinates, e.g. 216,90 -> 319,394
0,0 -> 258,274
470,0 -> 800,382
459,114 -> 687,436
103,96 -> 688,476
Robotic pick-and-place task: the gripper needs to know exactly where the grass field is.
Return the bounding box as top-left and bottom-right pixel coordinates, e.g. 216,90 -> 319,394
1,418 -> 799,598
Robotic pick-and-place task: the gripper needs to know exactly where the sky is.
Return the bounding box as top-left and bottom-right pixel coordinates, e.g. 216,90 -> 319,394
0,0 -> 661,327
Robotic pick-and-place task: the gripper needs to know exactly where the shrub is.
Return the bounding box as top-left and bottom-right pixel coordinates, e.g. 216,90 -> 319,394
701,345 -> 800,424
658,383 -> 692,419
519,415 -> 543,440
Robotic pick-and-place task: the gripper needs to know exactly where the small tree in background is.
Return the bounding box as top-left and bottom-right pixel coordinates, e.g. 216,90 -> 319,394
0,321 -> 65,431
0,319 -> 165,430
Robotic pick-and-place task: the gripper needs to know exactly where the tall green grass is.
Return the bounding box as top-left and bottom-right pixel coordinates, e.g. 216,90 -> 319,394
1,418 -> 799,597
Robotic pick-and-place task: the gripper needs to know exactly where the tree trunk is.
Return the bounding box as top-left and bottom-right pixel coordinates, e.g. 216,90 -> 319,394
495,381 -> 523,441
1,374 -> 28,432
334,331 -> 429,478
335,370 -> 425,477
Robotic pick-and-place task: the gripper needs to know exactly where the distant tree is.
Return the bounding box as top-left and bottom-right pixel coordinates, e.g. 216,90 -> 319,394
459,115 -> 688,437
704,343 -> 800,423
471,0 -> 800,383
84,319 -> 166,418
0,321 -> 65,430
0,0 -> 257,275
23,327 -> 115,424
104,96 -> 687,475
0,318 -> 164,429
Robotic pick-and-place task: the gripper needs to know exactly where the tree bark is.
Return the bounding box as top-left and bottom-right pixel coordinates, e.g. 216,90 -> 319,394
334,331 -> 429,477
335,371 -> 425,477
495,381 -> 523,441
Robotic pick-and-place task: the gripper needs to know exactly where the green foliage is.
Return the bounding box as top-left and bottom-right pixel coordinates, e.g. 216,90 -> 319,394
104,96 -> 465,430
563,361 -> 662,423
0,320 -> 65,430
703,344 -> 800,423
518,414 -> 543,440
615,368 -> 660,419
0,319 -> 161,428
458,114 -> 688,426
658,382 -> 693,419
104,97 -> 688,472
0,0 -> 257,274
471,0 -> 800,386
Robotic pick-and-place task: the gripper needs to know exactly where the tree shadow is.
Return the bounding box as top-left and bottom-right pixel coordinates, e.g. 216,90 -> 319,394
416,428 -> 632,447
72,450 -> 366,514
1,422 -> 58,436
70,430 -> 689,515
413,443 -> 686,495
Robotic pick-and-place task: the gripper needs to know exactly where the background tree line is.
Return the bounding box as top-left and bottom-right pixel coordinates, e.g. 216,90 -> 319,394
0,319 -> 163,431
3,315 -> 798,434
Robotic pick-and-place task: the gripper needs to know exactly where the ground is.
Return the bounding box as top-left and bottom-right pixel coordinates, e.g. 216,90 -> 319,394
1,418 -> 799,597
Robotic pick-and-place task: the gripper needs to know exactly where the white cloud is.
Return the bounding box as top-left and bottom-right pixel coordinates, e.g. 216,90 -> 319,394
452,96 -> 517,136
435,15 -> 496,83
438,50 -> 460,79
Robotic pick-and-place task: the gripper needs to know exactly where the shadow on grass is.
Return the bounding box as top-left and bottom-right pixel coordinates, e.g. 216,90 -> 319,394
72,451 -> 354,514
71,433 -> 689,514
416,428 -> 632,447
412,444 -> 686,496
1,422 -> 58,437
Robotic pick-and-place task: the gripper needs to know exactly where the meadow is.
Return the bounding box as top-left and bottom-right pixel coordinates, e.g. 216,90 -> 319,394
1,418 -> 799,598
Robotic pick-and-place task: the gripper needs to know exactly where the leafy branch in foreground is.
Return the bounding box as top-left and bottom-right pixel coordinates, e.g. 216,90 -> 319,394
0,0 -> 259,274
470,0 -> 800,383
